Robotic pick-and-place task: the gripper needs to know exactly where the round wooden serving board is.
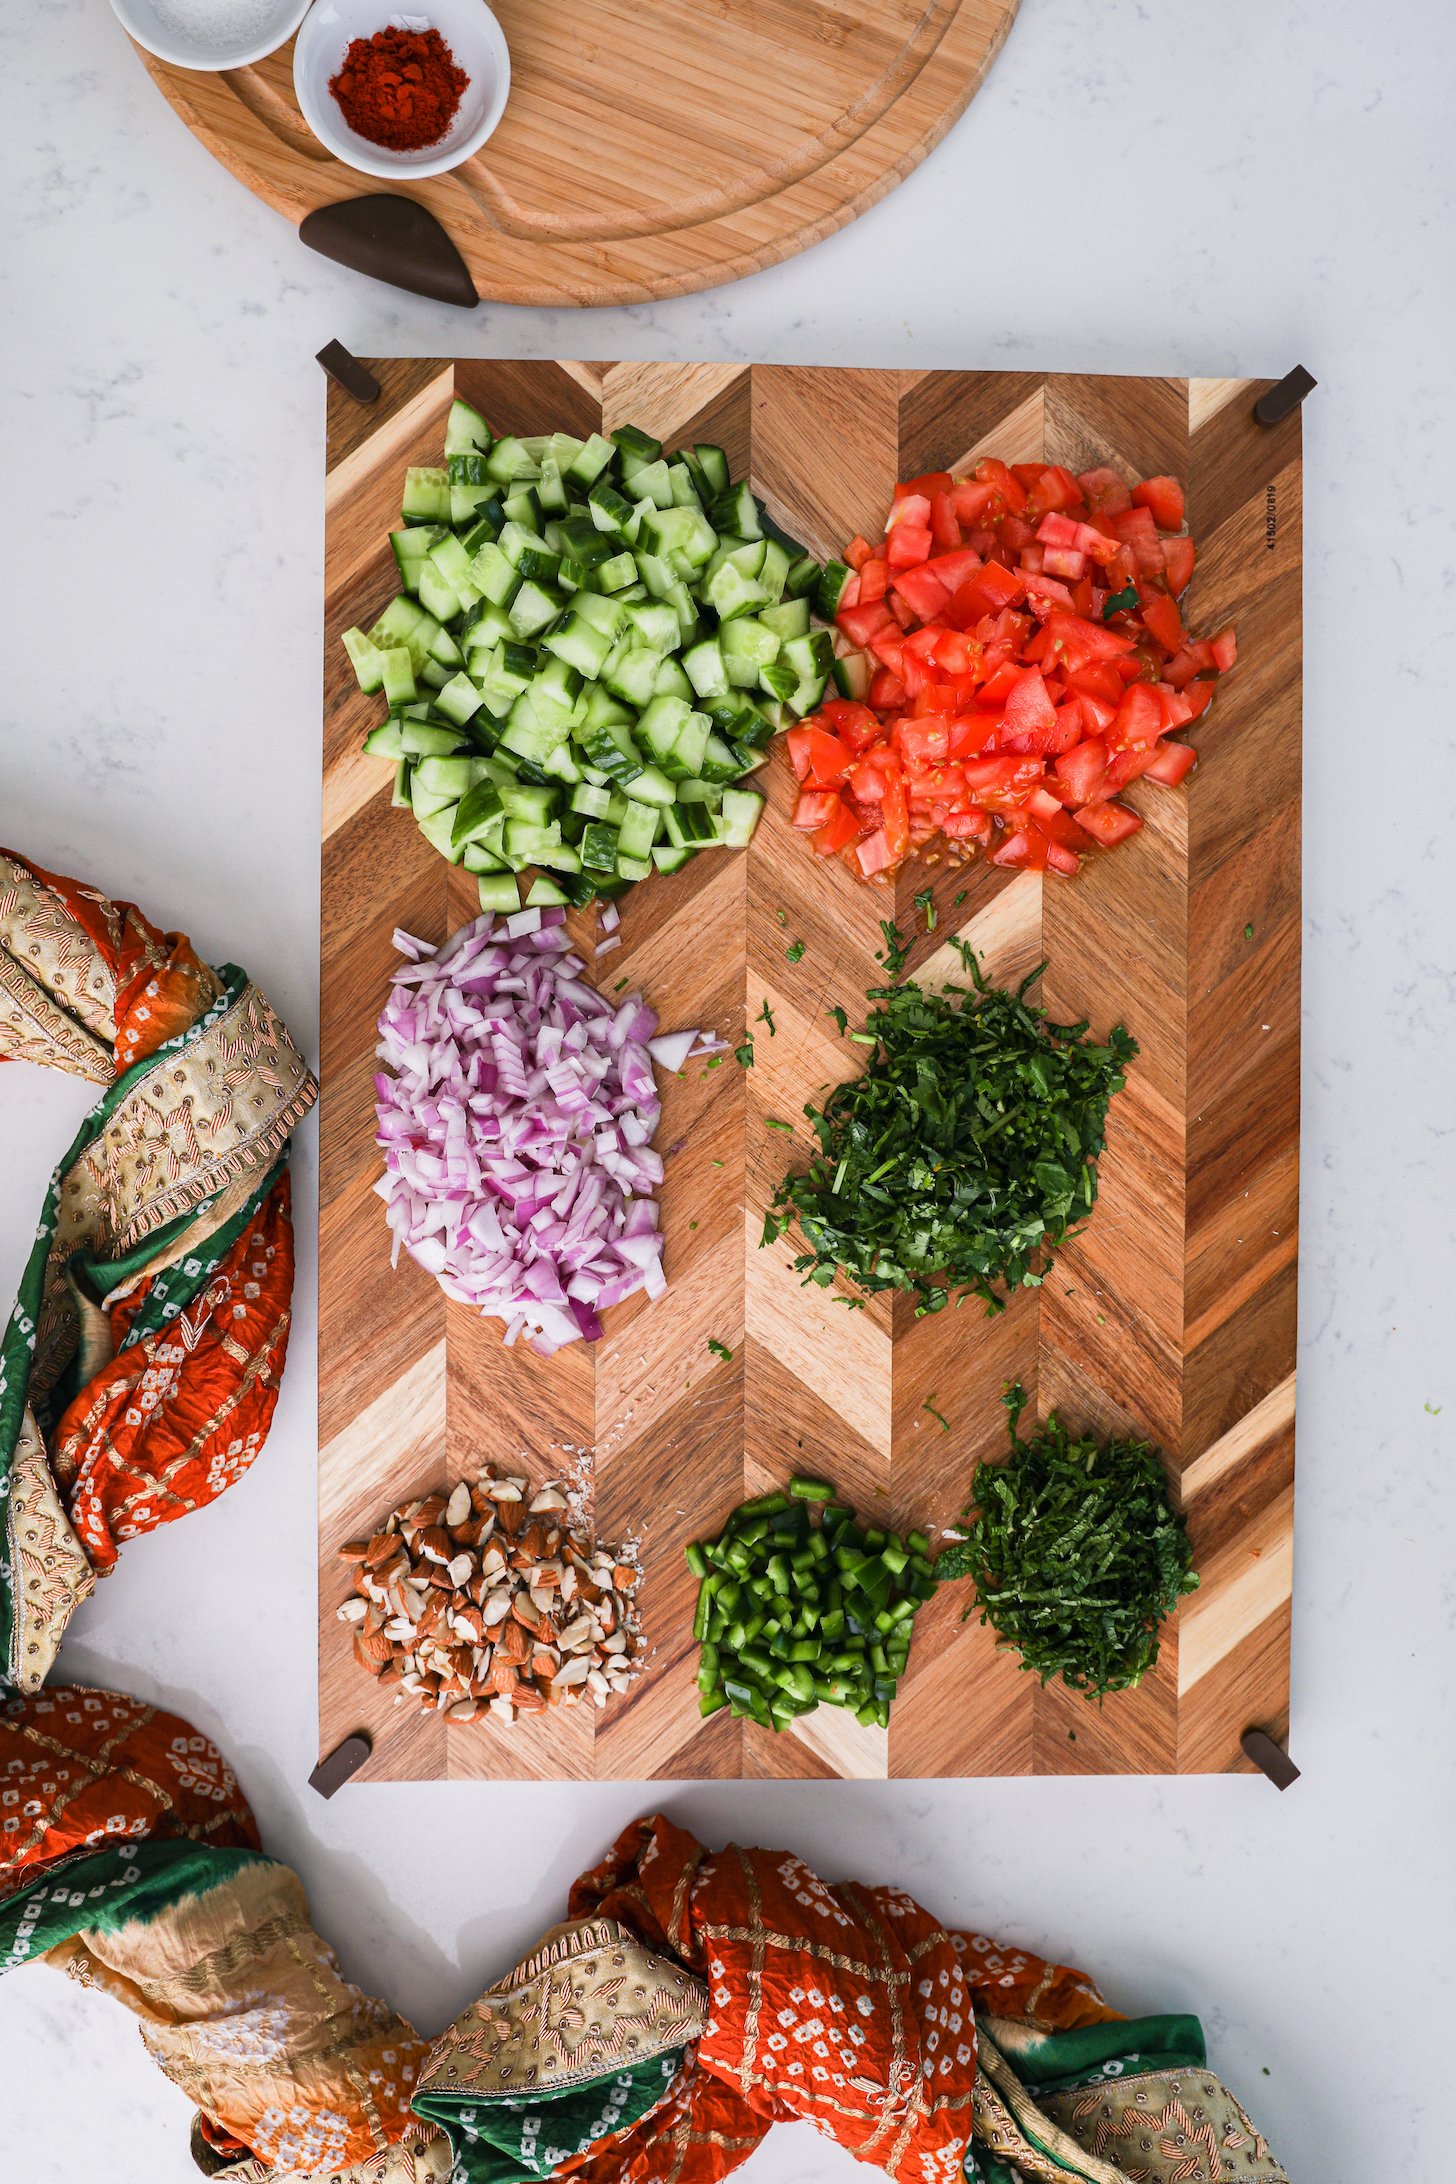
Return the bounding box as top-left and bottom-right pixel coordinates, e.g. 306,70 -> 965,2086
134,0 -> 1019,305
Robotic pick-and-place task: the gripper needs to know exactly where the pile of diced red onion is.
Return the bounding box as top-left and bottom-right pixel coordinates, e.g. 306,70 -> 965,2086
375,907 -> 688,1356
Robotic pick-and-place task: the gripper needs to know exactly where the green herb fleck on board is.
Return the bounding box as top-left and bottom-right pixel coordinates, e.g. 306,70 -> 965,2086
1244,923 -> 1255,941
953,890 -> 968,907
775,908 -> 787,927
765,1117 -> 793,1133
828,1005 -> 848,1036
915,887 -> 938,933
877,920 -> 911,979
614,977 -> 630,992
757,1000 -> 775,1035
707,1339 -> 733,1362
735,1038 -> 755,1068
705,1055 -> 723,1069
1426,1401 -> 1443,1416
923,1398 -> 951,1432
786,938 -> 806,963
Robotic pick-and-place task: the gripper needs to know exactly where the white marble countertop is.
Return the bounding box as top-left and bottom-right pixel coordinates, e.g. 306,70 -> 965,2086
2,1 -> 1454,2175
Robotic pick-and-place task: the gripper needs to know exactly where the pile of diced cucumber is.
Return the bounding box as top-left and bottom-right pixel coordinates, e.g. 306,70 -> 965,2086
338,400 -> 842,912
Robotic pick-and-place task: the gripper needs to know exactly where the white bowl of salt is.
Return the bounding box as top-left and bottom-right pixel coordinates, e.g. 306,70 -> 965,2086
111,0 -> 313,71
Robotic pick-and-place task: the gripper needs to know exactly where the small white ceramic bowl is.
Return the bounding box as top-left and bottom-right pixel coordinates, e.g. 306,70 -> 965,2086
294,0 -> 510,180
110,0 -> 312,71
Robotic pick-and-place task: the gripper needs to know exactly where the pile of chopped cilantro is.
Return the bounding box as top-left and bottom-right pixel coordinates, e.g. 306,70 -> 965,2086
936,1386 -> 1198,1697
761,949 -> 1136,1314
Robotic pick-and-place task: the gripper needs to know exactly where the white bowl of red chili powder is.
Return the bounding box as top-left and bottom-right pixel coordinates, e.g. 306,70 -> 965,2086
294,1 -> 510,179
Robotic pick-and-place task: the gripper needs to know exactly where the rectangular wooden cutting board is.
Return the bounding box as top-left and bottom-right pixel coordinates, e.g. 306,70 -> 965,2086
319,359 -> 1302,1783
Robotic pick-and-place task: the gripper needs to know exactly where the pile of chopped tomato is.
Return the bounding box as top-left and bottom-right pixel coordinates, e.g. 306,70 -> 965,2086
786,459 -> 1237,881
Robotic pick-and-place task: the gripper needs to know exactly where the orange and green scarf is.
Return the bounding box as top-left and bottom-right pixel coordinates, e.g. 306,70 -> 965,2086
0,1685 -> 1290,2184
0,848 -> 316,1691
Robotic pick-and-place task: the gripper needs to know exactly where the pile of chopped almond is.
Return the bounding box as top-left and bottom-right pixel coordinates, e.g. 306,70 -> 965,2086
337,1468 -> 639,1726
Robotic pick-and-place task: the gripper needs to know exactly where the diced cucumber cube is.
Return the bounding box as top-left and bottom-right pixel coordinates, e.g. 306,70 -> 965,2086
342,626 -> 386,694
399,719 -> 461,757
476,872 -> 522,914
402,466 -> 450,522
484,435 -> 538,485
566,432 -> 617,487
623,765 -> 677,809
380,647 -> 417,707
617,801 -> 660,860
415,803 -> 465,862
362,719 -> 405,760
525,876 -> 571,907
682,639 -> 729,699
444,398 -> 492,456
451,779 -> 505,847
718,787 -> 765,848
578,822 -> 620,873
544,613 -> 613,679
434,672 -> 484,726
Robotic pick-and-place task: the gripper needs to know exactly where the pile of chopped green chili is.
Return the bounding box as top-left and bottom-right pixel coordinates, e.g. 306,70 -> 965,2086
761,951 -> 1136,1314
936,1386 -> 1198,1697
687,1476 -> 937,1729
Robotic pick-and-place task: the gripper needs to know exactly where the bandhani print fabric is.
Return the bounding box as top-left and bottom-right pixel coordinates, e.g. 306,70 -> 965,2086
0,847 -> 317,1690
0,1688 -> 1292,2184
0,1687 -> 441,2183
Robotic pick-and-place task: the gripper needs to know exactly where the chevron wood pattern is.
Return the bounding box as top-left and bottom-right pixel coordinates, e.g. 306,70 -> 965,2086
320,361 -> 1302,1783
132,0 -> 1018,308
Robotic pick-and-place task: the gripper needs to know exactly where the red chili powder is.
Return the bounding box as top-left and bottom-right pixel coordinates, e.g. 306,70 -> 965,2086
329,26 -> 469,153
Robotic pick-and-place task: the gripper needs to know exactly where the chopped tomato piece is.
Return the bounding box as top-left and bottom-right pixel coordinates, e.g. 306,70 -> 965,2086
892,565 -> 952,622
1001,666 -> 1058,743
787,725 -> 852,785
1107,683 -> 1163,751
1210,626 -> 1238,672
951,477 -> 998,528
1162,535 -> 1196,593
992,826 -> 1050,872
836,599 -> 895,649
943,807 -> 992,843
896,473 -> 953,502
1143,740 -> 1198,786
844,535 -> 873,571
1074,800 -> 1143,847
886,492 -> 931,531
1133,475 -> 1186,530
1078,466 -> 1133,514
895,717 -> 950,766
924,547 -> 982,591
853,828 -> 896,878
811,797 -> 865,857
1101,745 -> 1161,794
886,523 -> 933,569
819,698 -> 881,748
858,556 -> 888,603
868,666 -> 906,710
792,788 -> 845,830
974,458 -> 1028,513
1140,592 -> 1184,654
1049,740 -> 1108,807
928,490 -> 961,551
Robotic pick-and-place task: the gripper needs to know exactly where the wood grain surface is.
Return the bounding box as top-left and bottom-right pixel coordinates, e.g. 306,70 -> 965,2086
320,360 -> 1302,1782
132,1 -> 1018,306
